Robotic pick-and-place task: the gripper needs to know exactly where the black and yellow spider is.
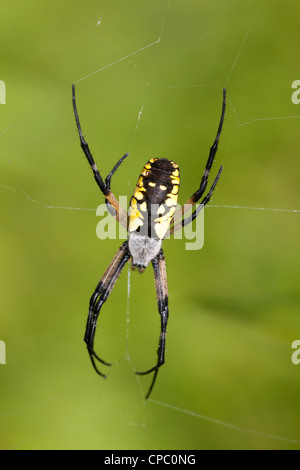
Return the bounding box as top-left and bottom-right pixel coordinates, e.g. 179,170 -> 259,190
72,84 -> 226,399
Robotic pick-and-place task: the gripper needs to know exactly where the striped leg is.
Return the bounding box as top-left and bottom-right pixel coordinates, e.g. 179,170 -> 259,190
72,84 -> 128,228
85,241 -> 130,376
170,88 -> 226,234
136,249 -> 169,399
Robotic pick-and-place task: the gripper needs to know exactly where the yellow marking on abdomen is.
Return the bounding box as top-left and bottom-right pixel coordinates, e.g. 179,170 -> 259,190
157,204 -> 166,215
134,191 -> 144,200
140,201 -> 147,212
166,194 -> 178,206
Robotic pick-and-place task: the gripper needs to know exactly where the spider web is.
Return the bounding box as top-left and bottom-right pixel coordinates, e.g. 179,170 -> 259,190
1,0 -> 300,450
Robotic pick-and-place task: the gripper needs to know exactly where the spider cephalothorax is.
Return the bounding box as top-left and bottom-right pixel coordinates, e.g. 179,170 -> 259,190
72,84 -> 226,398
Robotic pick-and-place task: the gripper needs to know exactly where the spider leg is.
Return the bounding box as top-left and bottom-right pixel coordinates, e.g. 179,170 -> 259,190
104,152 -> 129,221
85,241 -> 130,377
136,249 -> 168,399
105,153 -> 129,191
72,84 -> 128,228
171,165 -> 223,233
170,88 -> 226,234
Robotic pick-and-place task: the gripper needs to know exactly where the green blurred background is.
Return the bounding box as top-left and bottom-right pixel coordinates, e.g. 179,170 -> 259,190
1,0 -> 300,450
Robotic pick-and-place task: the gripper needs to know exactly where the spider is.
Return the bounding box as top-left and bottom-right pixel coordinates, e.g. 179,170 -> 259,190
72,84 -> 226,399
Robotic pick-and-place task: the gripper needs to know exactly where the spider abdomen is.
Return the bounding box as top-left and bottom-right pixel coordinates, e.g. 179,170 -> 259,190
128,158 -> 180,240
